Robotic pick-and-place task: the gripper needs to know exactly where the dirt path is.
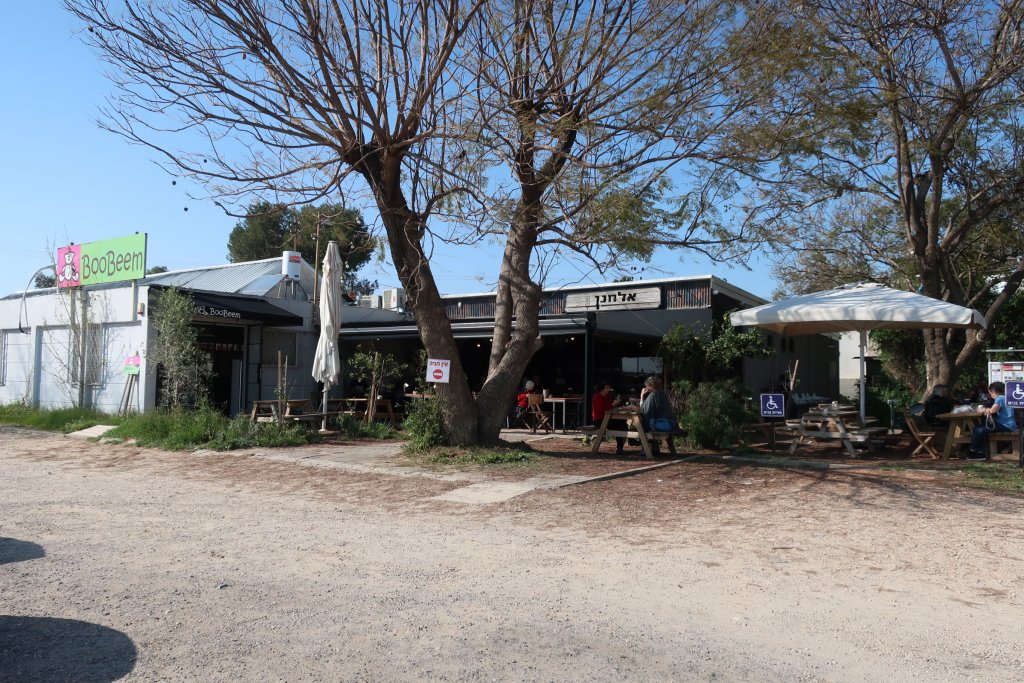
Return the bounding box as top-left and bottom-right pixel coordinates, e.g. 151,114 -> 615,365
2,428 -> 1023,681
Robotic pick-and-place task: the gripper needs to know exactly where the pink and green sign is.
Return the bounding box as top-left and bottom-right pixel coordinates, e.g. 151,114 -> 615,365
57,233 -> 147,288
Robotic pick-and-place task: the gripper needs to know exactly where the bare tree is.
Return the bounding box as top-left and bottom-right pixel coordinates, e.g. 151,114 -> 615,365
68,0 -> 489,441
67,0 -> 775,443
748,0 -> 1024,392
456,0 -> 778,438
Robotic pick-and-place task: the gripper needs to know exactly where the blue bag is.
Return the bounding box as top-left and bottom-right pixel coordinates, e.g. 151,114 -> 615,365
650,417 -> 674,432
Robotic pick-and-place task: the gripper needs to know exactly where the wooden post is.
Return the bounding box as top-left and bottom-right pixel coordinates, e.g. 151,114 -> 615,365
277,350 -> 284,426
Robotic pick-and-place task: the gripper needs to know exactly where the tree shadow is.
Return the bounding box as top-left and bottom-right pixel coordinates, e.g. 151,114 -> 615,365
0,616 -> 137,682
0,537 -> 45,565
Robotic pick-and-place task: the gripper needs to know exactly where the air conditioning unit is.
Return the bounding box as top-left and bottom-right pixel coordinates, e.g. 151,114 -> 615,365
381,288 -> 406,311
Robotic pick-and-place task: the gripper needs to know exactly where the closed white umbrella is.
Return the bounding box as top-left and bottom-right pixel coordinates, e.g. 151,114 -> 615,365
730,283 -> 987,418
312,241 -> 344,433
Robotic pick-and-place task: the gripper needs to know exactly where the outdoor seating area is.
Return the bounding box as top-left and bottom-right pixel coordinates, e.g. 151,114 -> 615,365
787,403 -> 888,457
249,397 -> 398,428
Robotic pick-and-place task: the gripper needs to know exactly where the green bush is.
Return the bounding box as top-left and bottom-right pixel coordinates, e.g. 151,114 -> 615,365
333,413 -> 398,439
108,406 -> 317,450
864,384 -> 916,430
0,403 -> 118,433
207,415 -> 316,450
402,396 -> 449,452
677,380 -> 757,450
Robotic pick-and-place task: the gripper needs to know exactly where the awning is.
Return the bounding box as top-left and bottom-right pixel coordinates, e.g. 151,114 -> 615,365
188,291 -> 303,326
341,317 -> 590,341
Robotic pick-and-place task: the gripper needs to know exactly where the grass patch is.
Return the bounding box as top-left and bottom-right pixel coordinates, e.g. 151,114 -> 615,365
0,403 -> 120,433
882,460 -> 1024,494
408,442 -> 539,467
957,463 -> 1024,494
106,407 -> 319,451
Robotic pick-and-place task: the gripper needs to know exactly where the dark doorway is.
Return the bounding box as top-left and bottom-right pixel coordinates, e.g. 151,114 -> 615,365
195,325 -> 246,415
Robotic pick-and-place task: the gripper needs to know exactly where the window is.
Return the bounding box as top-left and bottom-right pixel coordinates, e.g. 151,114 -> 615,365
69,324 -> 107,387
261,330 -> 298,366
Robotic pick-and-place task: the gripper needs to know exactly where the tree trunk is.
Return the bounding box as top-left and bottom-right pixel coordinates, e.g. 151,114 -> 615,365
475,199 -> 546,442
369,162 -> 479,445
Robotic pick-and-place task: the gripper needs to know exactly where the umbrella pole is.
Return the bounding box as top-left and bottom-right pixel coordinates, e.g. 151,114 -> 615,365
859,330 -> 867,421
320,383 -> 329,434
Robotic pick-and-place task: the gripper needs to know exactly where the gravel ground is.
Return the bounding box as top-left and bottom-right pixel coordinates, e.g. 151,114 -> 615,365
2,427 -> 1023,682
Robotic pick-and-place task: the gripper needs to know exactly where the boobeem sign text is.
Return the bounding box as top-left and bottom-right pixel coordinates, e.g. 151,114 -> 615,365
56,233 -> 148,288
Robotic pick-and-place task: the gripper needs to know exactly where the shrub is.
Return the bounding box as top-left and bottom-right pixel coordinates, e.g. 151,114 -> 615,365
677,379 -> 757,450
402,396 -> 448,452
333,413 -> 398,439
108,406 -> 317,450
206,415 -> 316,450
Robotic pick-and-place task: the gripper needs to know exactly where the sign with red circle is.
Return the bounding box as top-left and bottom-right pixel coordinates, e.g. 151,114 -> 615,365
425,358 -> 451,384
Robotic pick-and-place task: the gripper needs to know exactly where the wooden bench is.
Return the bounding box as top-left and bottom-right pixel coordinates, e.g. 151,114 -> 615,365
988,431 -> 1022,462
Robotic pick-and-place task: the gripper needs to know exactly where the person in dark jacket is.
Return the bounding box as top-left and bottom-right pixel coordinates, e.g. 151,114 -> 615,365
923,384 -> 953,428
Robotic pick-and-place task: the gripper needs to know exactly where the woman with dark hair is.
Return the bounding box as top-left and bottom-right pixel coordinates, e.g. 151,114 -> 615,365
591,381 -> 626,455
968,382 -> 1018,460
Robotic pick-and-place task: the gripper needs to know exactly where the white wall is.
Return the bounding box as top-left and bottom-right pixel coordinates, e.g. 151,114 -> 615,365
0,285 -> 149,411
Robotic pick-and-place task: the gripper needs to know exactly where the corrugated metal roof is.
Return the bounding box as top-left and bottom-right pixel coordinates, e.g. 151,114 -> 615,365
143,257 -> 315,296
145,260 -> 278,293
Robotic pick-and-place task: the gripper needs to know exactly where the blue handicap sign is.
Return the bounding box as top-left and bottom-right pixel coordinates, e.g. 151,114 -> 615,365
1006,381 -> 1024,408
760,393 -> 785,418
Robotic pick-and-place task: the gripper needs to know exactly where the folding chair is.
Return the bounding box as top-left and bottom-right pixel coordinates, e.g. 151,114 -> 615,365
526,394 -> 553,433
904,407 -> 940,459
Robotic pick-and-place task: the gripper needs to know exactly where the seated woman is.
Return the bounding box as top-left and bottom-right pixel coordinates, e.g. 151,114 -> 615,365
591,381 -> 626,455
968,382 -> 1019,460
509,380 -> 535,424
640,377 -> 678,456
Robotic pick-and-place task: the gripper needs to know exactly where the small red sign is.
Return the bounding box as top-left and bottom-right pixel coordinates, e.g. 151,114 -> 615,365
288,254 -> 301,262
432,368 -> 444,379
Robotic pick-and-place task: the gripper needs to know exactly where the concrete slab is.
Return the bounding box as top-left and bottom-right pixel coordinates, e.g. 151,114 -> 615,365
431,482 -> 543,504
68,424 -> 119,439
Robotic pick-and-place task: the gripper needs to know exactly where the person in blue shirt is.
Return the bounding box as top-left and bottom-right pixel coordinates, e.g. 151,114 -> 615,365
968,382 -> 1019,460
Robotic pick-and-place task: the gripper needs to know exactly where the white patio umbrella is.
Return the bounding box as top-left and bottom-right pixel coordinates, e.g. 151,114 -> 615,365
729,282 -> 987,419
312,241 -> 344,433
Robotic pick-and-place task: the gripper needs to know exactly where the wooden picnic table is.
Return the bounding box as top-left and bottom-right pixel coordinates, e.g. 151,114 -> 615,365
587,407 -> 677,459
326,398 -> 397,424
249,399 -> 311,422
790,407 -> 887,457
936,411 -> 986,459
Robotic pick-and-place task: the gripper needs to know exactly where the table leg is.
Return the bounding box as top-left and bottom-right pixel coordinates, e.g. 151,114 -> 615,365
634,418 -> 654,459
942,419 -> 966,459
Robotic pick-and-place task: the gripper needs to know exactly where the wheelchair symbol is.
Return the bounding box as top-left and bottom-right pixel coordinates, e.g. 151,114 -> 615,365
1012,384 -> 1024,400
765,396 -> 779,410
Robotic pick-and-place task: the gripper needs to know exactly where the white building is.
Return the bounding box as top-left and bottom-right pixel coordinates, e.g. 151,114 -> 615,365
0,254 -> 402,415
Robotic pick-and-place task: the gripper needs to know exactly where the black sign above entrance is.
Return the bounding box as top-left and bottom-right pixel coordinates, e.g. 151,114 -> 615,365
186,291 -> 303,326
565,287 -> 661,312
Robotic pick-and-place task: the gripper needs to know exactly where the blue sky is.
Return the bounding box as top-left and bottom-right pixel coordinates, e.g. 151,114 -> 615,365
0,4 -> 776,302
